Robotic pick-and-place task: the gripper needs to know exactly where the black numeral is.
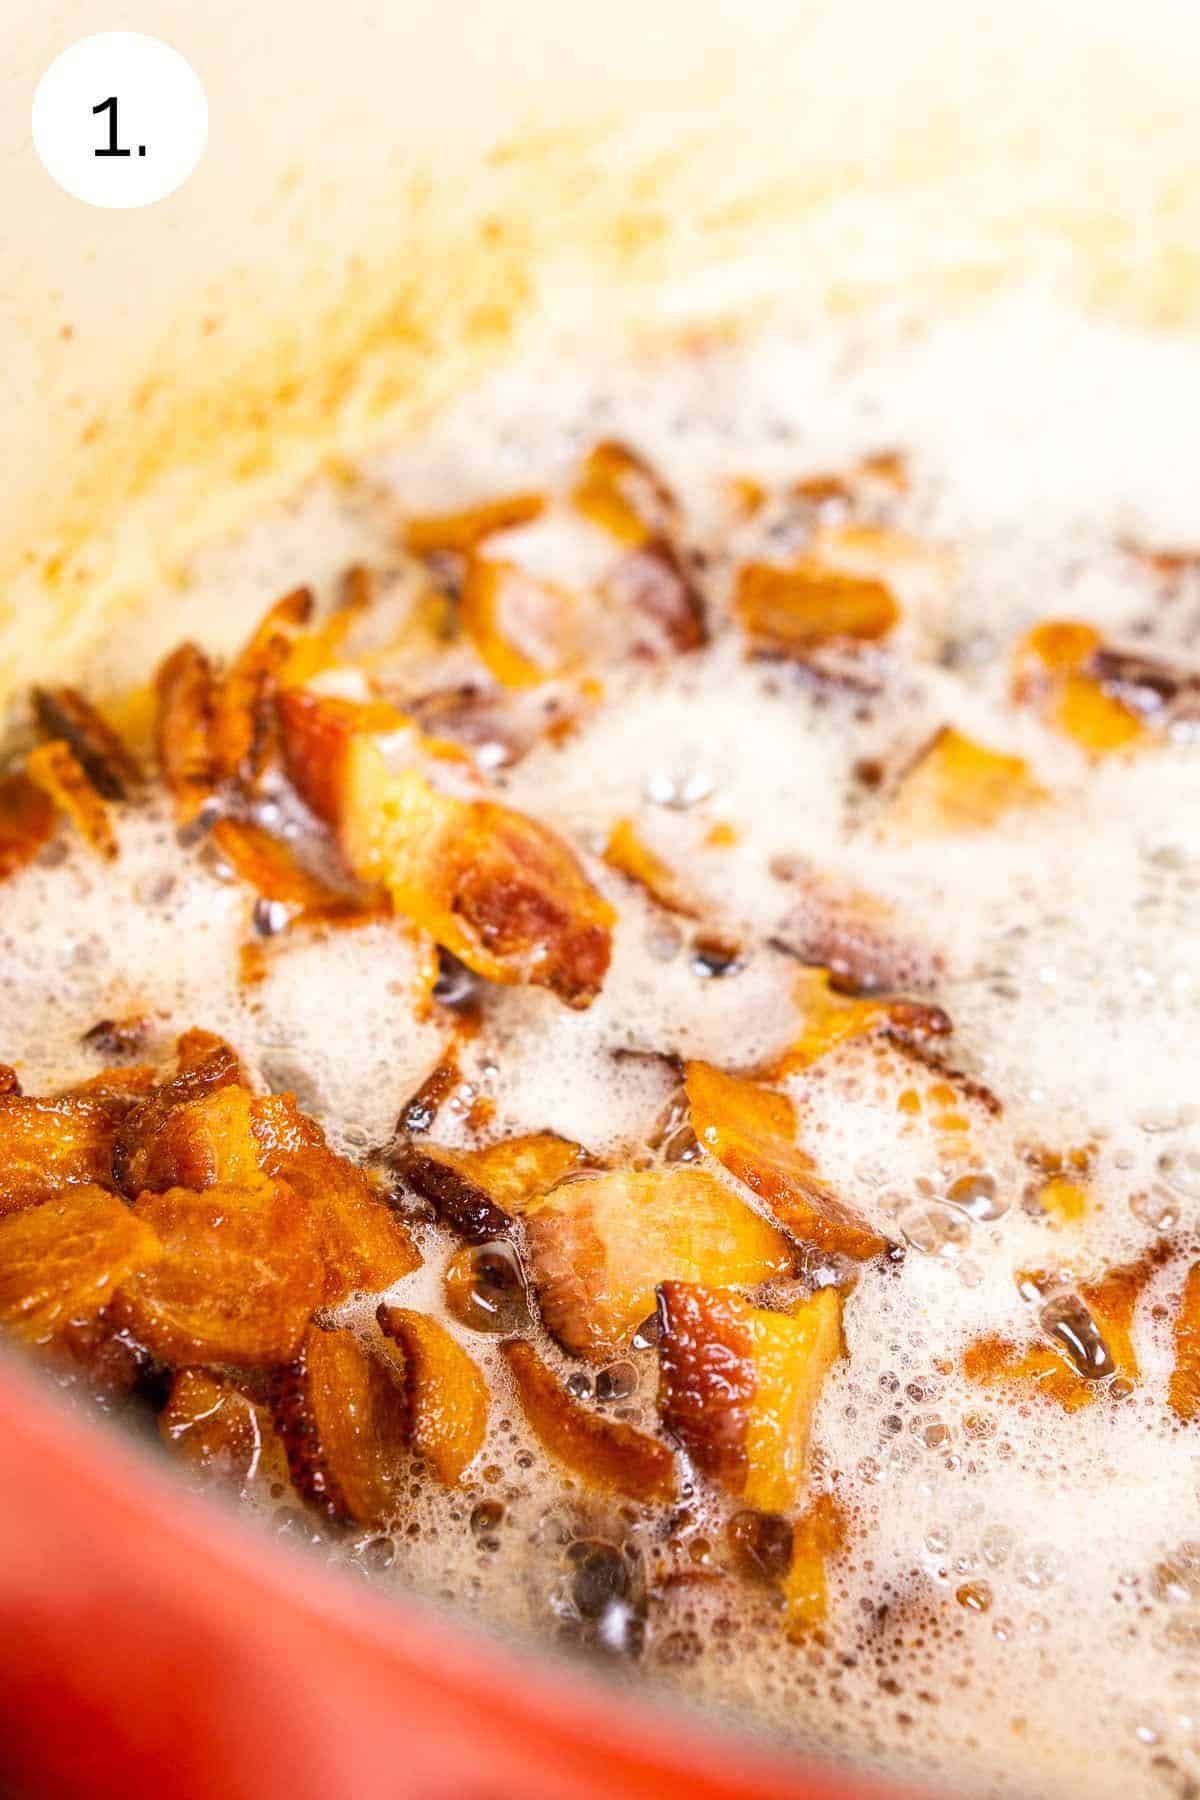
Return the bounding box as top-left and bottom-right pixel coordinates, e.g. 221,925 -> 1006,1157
93,96 -> 131,158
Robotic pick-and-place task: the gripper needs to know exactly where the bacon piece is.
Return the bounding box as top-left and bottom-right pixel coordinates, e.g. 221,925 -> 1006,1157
657,1281 -> 843,1513
376,1305 -> 489,1484
460,558 -> 577,687
395,1131 -> 584,1243
159,1369 -> 283,1487
115,1180 -> 322,1366
1012,621 -> 1147,755
25,739 -> 117,859
603,818 -> 700,917
765,966 -> 950,1078
276,689 -> 412,826
502,1338 -> 676,1502
270,1323 -> 411,1526
259,1119 -> 420,1306
211,588 -> 315,787
784,1493 -> 848,1640
210,818 -> 383,926
887,727 -> 1046,834
602,540 -> 707,656
965,1257 -> 1153,1411
80,1016 -> 150,1058
0,1094 -> 115,1214
32,687 -> 143,800
154,643 -> 218,825
0,1186 -> 161,1343
734,560 -> 899,653
1169,1263 -> 1200,1423
685,1061 -> 888,1261
113,1039 -> 242,1196
403,492 -> 546,556
0,771 -> 55,882
571,441 -> 678,546
341,740 -> 614,1007
521,1167 -> 792,1362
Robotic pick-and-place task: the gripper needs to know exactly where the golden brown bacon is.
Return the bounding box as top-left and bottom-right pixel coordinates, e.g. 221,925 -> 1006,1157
887,727 -> 1046,835
734,560 -> 899,655
395,1131 -> 584,1243
502,1338 -> 676,1502
685,1061 -> 889,1262
154,643 -> 219,825
0,1094 -> 116,1214
520,1166 -> 792,1361
211,587 -> 315,787
602,539 -> 707,656
1169,1263 -> 1200,1423
159,1370 -> 284,1487
377,1305 -> 489,1485
115,1180 -> 324,1367
25,739 -> 118,859
603,818 -> 700,917
571,441 -> 679,546
1012,621 -> 1147,755
32,687 -> 143,801
270,1324 -> 411,1526
210,817 -> 383,927
403,492 -> 547,556
784,1492 -> 848,1640
459,558 -> 577,687
340,740 -> 614,1007
0,771 -> 55,882
656,1281 -> 843,1514
0,1186 -> 161,1344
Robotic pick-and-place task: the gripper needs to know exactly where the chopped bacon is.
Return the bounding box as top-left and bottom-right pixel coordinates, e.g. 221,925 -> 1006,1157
0,771 -> 55,882
685,1060 -> 889,1261
0,1187 -> 161,1344
377,1305 -> 489,1484
32,687 -> 143,800
502,1338 -> 676,1502
25,739 -> 117,859
403,493 -> 546,556
154,643 -> 218,825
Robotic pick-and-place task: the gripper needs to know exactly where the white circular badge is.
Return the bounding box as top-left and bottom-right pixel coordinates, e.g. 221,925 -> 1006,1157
32,32 -> 207,209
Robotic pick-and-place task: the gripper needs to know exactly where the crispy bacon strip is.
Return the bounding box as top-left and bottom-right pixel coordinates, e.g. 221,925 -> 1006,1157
571,441 -> 678,546
211,587 -> 315,787
459,558 -> 577,688
0,1094 -> 116,1213
24,740 -> 117,859
116,1180 -> 323,1366
270,1324 -> 410,1526
657,1281 -> 843,1514
0,1187 -> 161,1344
210,817 -> 383,926
887,727 -> 1046,835
784,1493 -> 848,1640
685,1061 -> 889,1261
603,818 -> 700,917
502,1338 -> 676,1502
154,643 -> 218,825
403,492 -> 546,556
377,1305 -> 489,1485
521,1167 -> 792,1361
735,561 -> 899,654
341,740 -> 614,1007
1012,621 -> 1147,755
0,771 -> 55,881
32,687 -> 143,800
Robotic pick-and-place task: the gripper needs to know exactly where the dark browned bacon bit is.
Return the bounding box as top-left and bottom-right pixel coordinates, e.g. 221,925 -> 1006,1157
81,1015 -> 151,1058
1090,644 -> 1200,731
32,687 -> 143,801
603,539 -> 708,656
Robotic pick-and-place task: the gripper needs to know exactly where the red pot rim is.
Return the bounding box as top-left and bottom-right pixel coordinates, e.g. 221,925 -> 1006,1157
0,1348 -> 924,1800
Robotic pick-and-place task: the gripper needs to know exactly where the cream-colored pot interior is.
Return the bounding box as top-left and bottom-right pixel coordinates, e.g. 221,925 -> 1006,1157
4,0 -> 1200,719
